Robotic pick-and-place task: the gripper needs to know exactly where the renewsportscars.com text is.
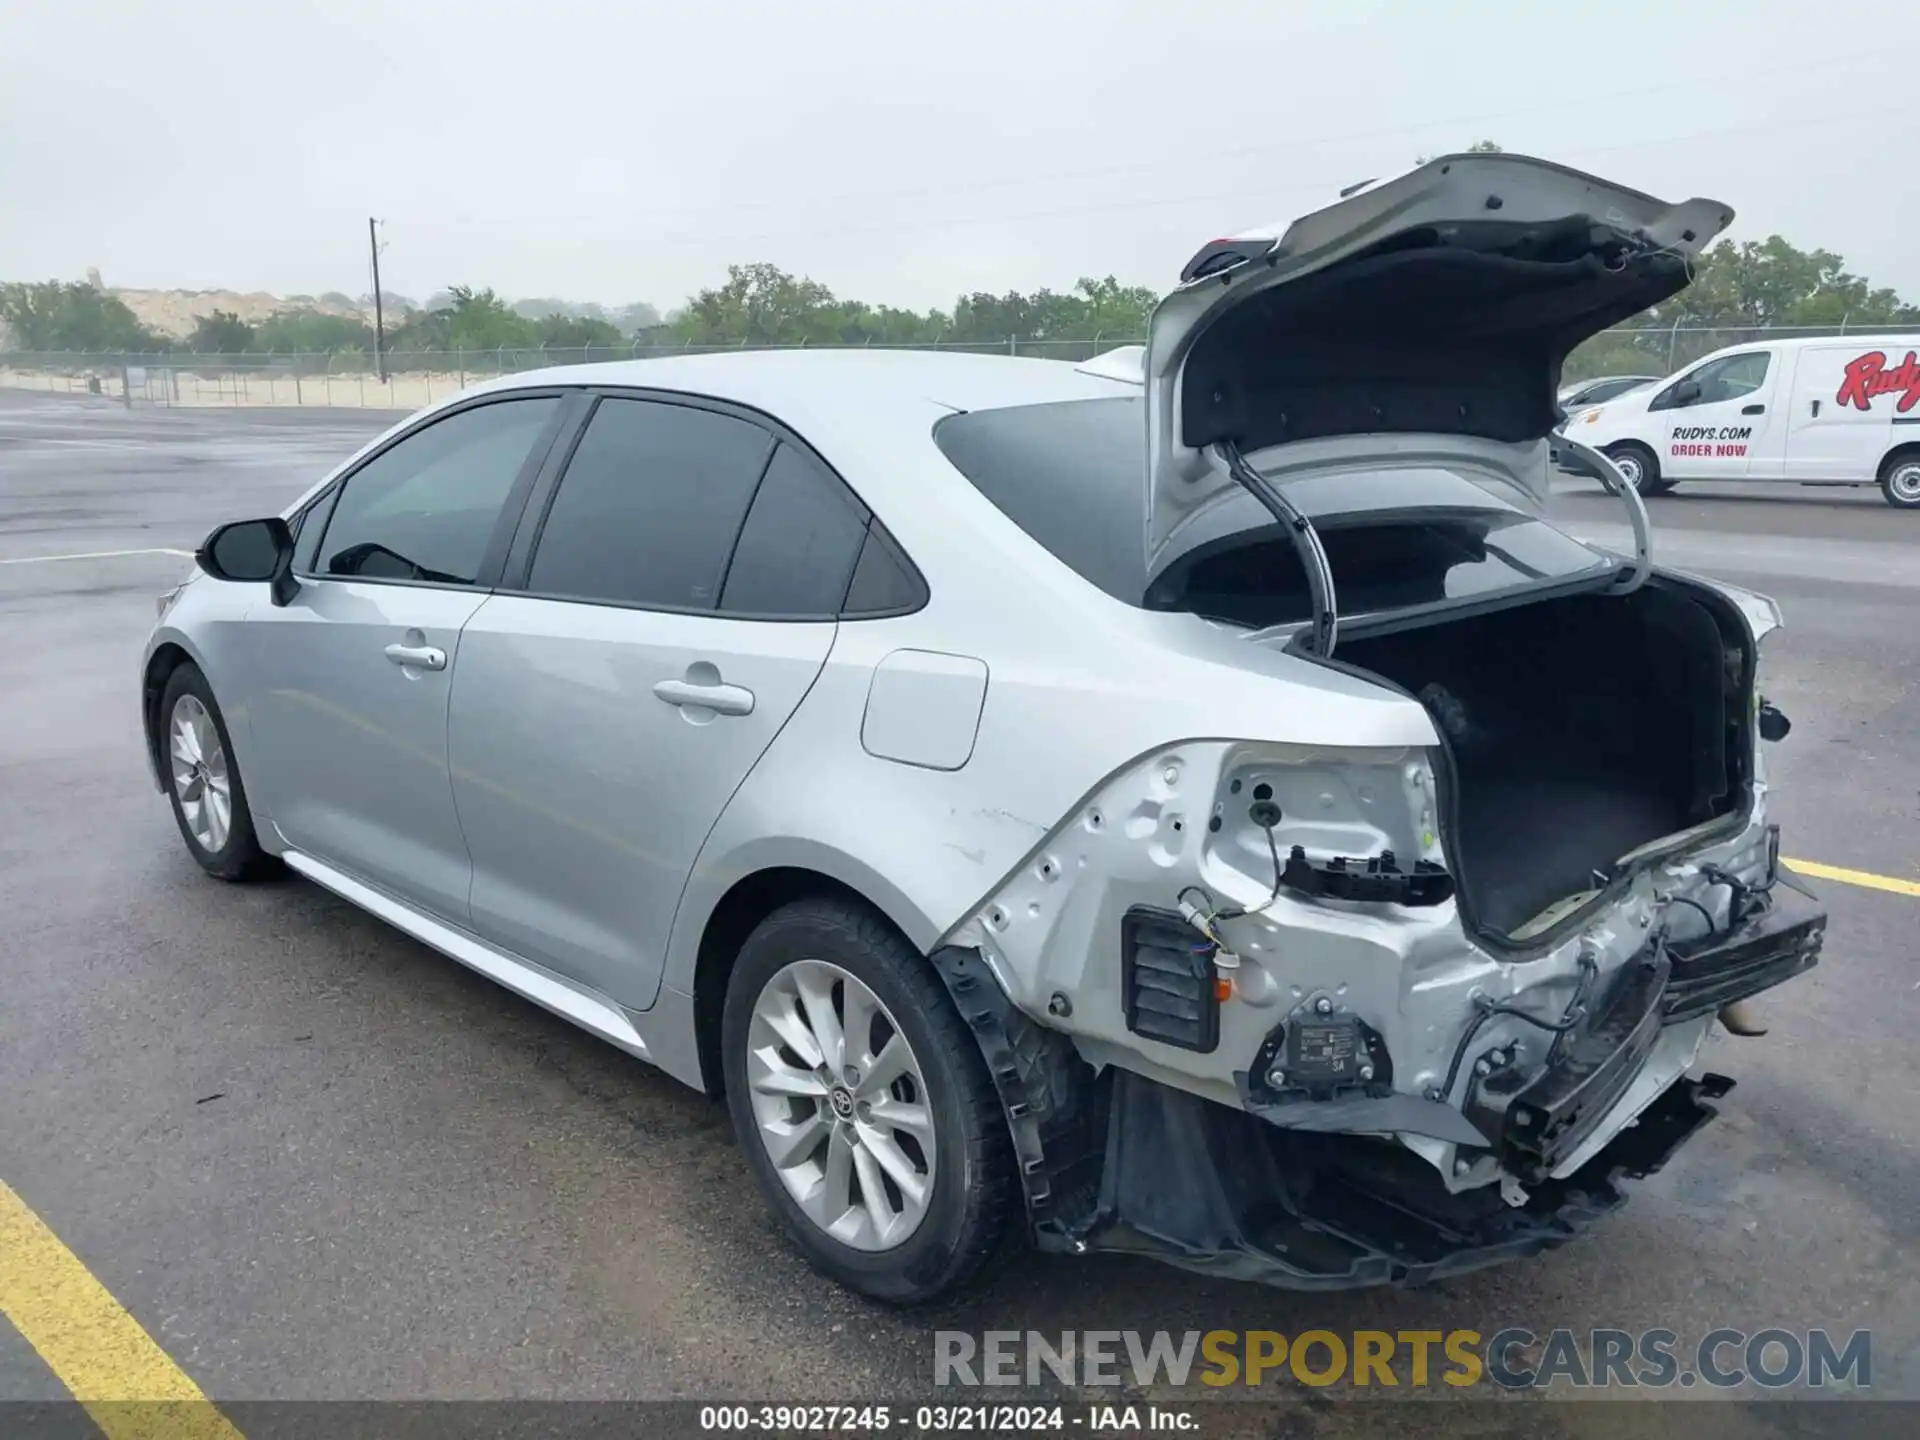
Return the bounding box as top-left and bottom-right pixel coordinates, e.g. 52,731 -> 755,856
933,1328 -> 1871,1390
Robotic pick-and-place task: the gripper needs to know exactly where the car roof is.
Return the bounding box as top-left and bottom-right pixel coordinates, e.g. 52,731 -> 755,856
467,347 -> 1139,421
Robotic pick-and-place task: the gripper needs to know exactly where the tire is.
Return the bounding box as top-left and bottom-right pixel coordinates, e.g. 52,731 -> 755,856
1879,452 -> 1920,509
721,898 -> 1015,1304
157,662 -> 277,882
1603,442 -> 1674,496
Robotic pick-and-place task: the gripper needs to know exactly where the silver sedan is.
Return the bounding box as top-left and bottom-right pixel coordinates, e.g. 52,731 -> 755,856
141,151 -> 1824,1303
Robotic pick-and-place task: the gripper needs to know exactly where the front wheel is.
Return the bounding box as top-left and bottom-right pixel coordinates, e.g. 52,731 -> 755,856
1604,442 -> 1674,496
721,899 -> 1015,1304
1880,453 -> 1920,509
159,662 -> 277,881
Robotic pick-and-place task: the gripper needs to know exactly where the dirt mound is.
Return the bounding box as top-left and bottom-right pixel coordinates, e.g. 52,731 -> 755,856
109,288 -> 372,339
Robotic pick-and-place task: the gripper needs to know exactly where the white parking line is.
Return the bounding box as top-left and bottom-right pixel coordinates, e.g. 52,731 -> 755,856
0,547 -> 193,566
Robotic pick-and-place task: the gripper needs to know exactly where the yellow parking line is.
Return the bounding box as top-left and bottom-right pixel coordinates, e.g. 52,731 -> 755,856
0,1180 -> 243,1440
1785,857 -> 1920,898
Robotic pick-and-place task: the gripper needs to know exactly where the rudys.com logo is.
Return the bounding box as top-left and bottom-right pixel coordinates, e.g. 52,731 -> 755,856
1836,350 -> 1920,413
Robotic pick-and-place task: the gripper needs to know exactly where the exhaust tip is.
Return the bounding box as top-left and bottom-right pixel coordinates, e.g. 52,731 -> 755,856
1717,999 -> 1769,1037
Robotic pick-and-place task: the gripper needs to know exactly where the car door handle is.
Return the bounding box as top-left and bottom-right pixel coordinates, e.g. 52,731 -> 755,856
1742,403 -> 1766,415
1810,399 -> 1822,417
652,679 -> 755,716
384,643 -> 447,671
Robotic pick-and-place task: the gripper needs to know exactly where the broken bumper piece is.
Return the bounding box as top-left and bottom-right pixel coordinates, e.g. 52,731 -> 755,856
932,942 -> 1730,1291
1663,887 -> 1826,1023
927,880 -> 1824,1292
1059,1065 -> 1730,1290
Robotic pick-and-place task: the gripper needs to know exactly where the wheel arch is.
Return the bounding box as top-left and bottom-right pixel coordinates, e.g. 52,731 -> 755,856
141,637 -> 202,792
1878,441 -> 1920,482
682,854 -> 942,1099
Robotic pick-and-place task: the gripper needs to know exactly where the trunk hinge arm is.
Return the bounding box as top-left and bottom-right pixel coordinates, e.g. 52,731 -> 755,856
1215,440 -> 1339,656
1558,435 -> 1653,594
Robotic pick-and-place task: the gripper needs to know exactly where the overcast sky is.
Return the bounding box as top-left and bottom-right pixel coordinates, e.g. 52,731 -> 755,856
3,0 -> 1913,314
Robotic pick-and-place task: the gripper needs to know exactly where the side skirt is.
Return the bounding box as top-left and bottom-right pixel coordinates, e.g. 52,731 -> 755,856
282,849 -> 655,1062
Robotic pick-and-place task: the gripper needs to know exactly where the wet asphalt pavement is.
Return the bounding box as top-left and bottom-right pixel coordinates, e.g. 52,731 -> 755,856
0,389 -> 1916,1432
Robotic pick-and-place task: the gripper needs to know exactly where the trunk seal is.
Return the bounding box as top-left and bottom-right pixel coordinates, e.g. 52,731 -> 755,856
1299,571 -> 1760,960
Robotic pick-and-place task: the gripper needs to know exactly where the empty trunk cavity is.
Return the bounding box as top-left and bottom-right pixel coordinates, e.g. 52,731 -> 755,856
1335,581 -> 1753,942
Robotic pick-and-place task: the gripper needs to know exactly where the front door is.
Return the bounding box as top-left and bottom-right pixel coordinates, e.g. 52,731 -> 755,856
449,396 -> 873,1010
245,394 -> 565,919
1649,349 -> 1776,480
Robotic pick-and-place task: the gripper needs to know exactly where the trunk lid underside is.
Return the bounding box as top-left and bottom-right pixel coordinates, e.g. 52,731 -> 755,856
1143,151 -> 1735,587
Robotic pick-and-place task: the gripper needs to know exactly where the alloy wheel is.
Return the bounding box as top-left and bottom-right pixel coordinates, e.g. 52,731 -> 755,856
1889,461 -> 1920,505
169,693 -> 232,853
744,958 -> 936,1251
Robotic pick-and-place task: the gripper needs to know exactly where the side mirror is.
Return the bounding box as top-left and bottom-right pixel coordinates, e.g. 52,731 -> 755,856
1672,379 -> 1703,406
196,517 -> 299,606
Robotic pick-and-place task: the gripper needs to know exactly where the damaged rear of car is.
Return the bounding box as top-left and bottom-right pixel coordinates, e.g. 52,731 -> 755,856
917,152 -> 1826,1292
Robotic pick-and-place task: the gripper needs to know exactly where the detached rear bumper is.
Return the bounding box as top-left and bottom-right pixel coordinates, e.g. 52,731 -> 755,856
934,886 -> 1825,1291
1064,1065 -> 1730,1290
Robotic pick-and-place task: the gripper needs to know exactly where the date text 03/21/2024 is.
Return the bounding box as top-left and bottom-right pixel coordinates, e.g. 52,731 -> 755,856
698,1405 -> 1190,1432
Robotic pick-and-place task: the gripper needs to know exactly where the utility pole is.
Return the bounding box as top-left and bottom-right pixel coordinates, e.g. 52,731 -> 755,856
368,217 -> 388,384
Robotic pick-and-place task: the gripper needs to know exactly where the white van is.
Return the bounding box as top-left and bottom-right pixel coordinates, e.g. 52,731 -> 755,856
1564,335 -> 1920,508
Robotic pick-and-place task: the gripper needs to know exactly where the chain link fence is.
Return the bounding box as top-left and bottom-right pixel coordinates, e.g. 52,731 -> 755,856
2,324 -> 1912,411
1562,321 -> 1917,384
0,337 -> 1116,410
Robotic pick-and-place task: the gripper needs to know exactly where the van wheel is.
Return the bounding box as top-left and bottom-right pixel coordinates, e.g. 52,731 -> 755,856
1603,442 -> 1673,496
1880,452 -> 1920,509
721,898 -> 1015,1305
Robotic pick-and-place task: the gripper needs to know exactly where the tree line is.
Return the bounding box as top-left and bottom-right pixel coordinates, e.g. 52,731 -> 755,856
0,268 -> 1166,358
6,201 -> 1916,375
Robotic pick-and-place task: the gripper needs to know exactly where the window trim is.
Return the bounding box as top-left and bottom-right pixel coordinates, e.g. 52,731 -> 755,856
497,384 -> 929,623
295,388 -> 582,593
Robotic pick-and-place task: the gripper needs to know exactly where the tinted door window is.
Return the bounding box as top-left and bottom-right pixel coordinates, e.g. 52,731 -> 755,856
719,443 -> 869,617
314,398 -> 558,584
1656,352 -> 1771,410
842,525 -> 927,616
528,397 -> 775,608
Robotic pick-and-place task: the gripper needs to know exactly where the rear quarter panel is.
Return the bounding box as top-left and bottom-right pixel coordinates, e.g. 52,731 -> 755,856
659,498 -> 1440,999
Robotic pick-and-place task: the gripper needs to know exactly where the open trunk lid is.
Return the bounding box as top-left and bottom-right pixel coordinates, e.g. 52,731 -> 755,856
1144,152 -> 1733,650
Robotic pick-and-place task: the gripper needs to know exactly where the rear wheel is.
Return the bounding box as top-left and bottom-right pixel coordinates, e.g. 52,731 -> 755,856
1880,452 -> 1920,509
160,662 -> 276,881
721,898 -> 1014,1304
1603,442 -> 1673,496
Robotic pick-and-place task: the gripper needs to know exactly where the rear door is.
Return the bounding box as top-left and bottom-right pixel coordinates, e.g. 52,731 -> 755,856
448,393 -> 872,1010
245,393 -> 568,919
1784,343 -> 1905,481
1646,349 -> 1776,479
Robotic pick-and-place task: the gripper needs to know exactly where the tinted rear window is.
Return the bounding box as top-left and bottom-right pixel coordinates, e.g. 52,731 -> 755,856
1148,512 -> 1612,629
933,396 -> 1148,602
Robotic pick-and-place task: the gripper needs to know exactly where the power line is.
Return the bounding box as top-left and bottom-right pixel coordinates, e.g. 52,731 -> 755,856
368,218 -> 389,383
